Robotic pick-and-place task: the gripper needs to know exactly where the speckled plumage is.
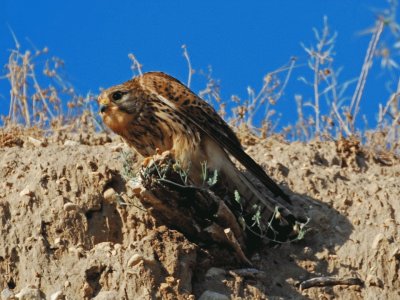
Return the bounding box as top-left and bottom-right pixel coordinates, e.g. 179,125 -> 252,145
98,72 -> 291,212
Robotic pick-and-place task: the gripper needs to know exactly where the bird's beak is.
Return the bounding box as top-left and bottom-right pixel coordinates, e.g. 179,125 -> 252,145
99,104 -> 108,115
98,95 -> 109,115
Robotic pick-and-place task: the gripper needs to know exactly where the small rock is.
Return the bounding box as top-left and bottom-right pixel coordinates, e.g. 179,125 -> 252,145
205,267 -> 226,278
63,202 -> 78,211
64,140 -> 79,146
28,137 -> 43,147
103,188 -> 116,202
127,253 -> 144,268
92,291 -> 119,300
198,290 -> 229,300
1,288 -> 14,300
19,187 -> 33,197
15,286 -> 43,300
64,281 -> 71,288
50,290 -> 65,300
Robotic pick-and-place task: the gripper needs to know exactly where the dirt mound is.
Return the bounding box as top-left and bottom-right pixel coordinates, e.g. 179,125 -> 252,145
0,131 -> 399,299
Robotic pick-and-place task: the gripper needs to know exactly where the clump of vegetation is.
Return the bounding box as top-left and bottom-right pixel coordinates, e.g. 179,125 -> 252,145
1,32 -> 101,133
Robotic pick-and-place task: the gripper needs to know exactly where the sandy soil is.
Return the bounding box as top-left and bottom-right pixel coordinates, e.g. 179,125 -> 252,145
0,130 -> 399,299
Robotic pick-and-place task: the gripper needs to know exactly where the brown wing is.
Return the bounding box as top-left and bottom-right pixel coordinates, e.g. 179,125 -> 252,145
141,72 -> 291,204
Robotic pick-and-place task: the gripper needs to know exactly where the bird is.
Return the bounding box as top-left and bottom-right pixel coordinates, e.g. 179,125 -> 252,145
98,72 -> 297,237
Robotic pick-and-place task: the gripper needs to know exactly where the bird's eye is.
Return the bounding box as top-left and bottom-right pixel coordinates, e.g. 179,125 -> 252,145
112,91 -> 124,101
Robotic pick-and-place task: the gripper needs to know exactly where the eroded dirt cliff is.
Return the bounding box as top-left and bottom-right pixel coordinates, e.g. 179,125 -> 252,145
0,131 -> 399,299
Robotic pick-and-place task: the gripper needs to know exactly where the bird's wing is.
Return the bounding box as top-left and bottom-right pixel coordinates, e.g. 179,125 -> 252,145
140,72 -> 291,204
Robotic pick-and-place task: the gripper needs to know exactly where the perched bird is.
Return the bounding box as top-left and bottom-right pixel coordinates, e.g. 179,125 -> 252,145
98,72 -> 296,234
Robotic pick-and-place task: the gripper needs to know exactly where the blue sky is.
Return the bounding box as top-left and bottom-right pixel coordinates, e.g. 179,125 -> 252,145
0,0 -> 398,129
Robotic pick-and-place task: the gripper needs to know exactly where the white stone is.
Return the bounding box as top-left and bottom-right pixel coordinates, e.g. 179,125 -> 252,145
15,286 -> 43,300
103,188 -> 116,202
50,290 -> 65,300
63,140 -> 79,146
19,187 -> 33,197
28,137 -> 43,147
127,253 -> 144,268
1,288 -> 14,300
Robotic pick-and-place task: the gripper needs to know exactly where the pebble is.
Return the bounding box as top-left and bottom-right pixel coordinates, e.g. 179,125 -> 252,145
27,137 -> 43,147
15,286 -> 42,300
63,202 -> 78,211
64,140 -> 79,146
92,291 -> 119,300
19,187 -> 33,197
198,290 -> 229,300
103,188 -> 116,202
1,288 -> 14,300
205,267 -> 226,278
50,290 -> 65,300
127,253 -> 144,268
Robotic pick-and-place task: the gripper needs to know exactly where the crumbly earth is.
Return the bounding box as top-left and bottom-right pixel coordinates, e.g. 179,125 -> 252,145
0,129 -> 399,299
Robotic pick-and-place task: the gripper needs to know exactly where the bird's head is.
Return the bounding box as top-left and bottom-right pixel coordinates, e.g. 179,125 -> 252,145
97,82 -> 143,134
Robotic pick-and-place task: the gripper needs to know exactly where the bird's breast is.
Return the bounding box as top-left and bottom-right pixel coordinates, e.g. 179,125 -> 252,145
122,109 -> 199,159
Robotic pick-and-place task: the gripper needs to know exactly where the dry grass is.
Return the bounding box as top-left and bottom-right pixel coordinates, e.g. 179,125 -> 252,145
1,10 -> 399,155
1,33 -> 101,135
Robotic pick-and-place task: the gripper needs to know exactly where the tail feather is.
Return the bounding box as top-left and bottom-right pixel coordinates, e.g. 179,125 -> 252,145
220,161 -> 295,226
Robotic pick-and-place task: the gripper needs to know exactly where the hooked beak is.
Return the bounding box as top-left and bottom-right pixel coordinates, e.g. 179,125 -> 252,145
98,94 -> 109,115
99,104 -> 108,114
